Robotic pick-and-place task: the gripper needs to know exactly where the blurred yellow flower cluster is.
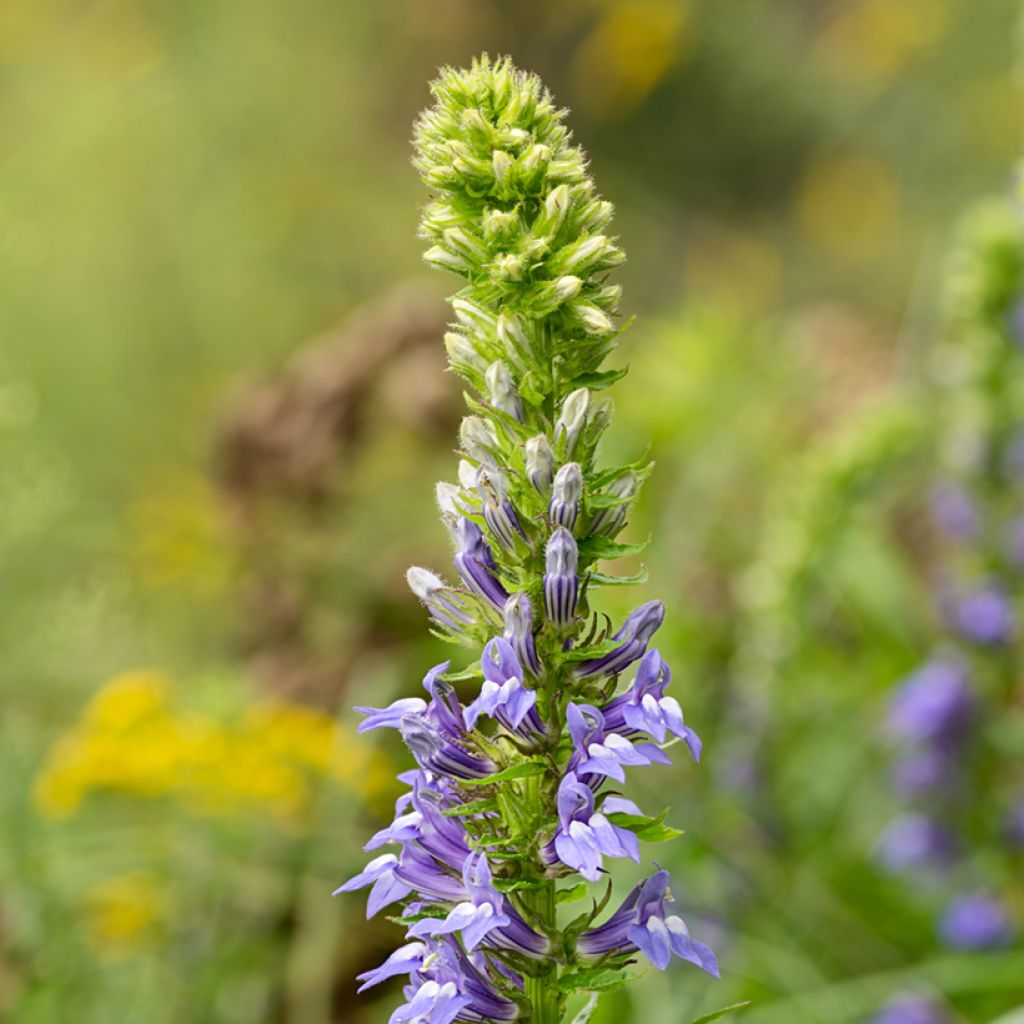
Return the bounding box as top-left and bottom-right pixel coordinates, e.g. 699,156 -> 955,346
33,669 -> 394,822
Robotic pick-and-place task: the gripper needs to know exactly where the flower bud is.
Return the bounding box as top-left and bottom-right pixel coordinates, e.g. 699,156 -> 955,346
576,303 -> 614,335
504,592 -> 541,677
544,527 -> 579,630
453,518 -> 508,610
555,388 -> 589,457
444,331 -> 487,374
587,471 -> 637,537
424,246 -> 468,274
486,361 -> 523,422
476,466 -> 526,552
497,312 -> 531,369
451,297 -> 496,334
525,435 -> 555,494
549,462 -> 582,531
406,567 -> 474,631
459,416 -> 498,464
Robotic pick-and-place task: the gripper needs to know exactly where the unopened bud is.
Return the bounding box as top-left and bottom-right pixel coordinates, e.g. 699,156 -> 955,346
460,416 -> 498,464
555,388 -> 590,457
525,435 -> 555,494
549,462 -> 582,531
486,361 -> 524,422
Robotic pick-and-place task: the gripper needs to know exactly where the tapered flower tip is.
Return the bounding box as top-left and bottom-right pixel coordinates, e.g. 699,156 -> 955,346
407,566 -> 446,599
620,599 -> 665,643
552,462 -> 583,503
545,526 -> 578,574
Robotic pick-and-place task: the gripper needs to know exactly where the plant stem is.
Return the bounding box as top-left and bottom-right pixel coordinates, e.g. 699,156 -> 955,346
523,878 -> 560,1024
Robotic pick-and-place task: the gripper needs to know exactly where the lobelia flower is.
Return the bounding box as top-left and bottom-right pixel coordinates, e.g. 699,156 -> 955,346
578,870 -> 719,976
876,813 -> 958,873
502,592 -> 541,677
453,517 -> 509,610
872,994 -> 951,1024
880,204 -> 1024,950
949,583 -> 1015,646
336,56 -> 718,1024
939,892 -> 1013,949
548,463 -> 582,531
544,527 -> 579,630
543,772 -> 641,881
575,599 -> 666,678
600,648 -> 703,760
566,703 -> 672,783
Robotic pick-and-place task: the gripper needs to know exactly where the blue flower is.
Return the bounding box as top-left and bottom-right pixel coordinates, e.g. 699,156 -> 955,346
575,600 -> 665,678
887,658 -> 973,745
334,854 -> 411,918
503,592 -> 541,677
872,994 -> 950,1024
463,638 -> 541,736
544,772 -> 641,880
578,870 -> 719,977
543,528 -> 579,630
566,703 -> 671,783
949,583 -> 1014,646
600,649 -> 702,759
939,892 -> 1013,950
453,517 -> 509,610
876,813 -> 957,873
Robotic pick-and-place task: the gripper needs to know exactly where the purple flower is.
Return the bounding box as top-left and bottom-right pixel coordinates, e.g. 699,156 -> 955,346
401,717 -> 497,781
357,697 -> 430,733
575,600 -> 665,678
389,979 -> 469,1024
890,748 -> 952,797
453,518 -> 509,610
578,870 -> 719,977
335,854 -> 412,918
929,483 -> 979,541
356,941 -> 429,992
939,892 -> 1013,950
600,649 -> 702,760
503,592 -> 541,677
543,772 -> 640,881
950,584 -> 1015,646
872,994 -> 950,1024
876,814 -> 957,873
463,638 -> 540,735
407,567 -> 475,631
586,471 -> 638,538
407,854 -> 511,951
566,703 -> 671,783
887,658 -> 973,745
543,527 -> 579,630
548,462 -> 582,530
476,468 -> 526,553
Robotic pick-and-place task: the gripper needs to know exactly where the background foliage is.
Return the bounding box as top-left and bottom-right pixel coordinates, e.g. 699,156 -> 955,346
1,1 -> 1023,1022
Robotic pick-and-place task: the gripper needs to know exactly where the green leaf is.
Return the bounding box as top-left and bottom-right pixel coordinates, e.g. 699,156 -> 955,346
589,568 -> 649,587
462,758 -> 548,787
492,877 -> 546,894
691,1002 -> 751,1024
556,882 -> 590,904
442,797 -> 498,817
579,535 -> 650,560
556,968 -> 640,993
606,809 -> 683,843
572,367 -> 629,391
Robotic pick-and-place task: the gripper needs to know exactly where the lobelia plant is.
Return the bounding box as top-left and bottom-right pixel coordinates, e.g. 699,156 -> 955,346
875,201 -> 1024,988
335,56 -> 719,1024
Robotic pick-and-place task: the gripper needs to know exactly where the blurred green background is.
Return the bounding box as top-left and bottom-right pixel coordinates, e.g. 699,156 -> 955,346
2,1 -> 1023,1022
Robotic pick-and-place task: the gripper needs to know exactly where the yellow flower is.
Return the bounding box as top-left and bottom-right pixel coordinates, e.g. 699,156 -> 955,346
83,872 -> 166,956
